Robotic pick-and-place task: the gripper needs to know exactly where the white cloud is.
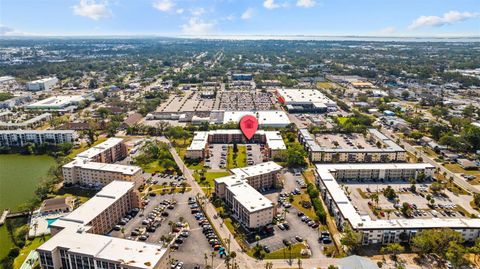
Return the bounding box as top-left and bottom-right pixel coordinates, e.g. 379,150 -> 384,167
72,0 -> 112,20
241,8 -> 254,20
176,8 -> 184,14
409,11 -> 480,30
152,0 -> 175,12
181,17 -> 215,35
263,0 -> 280,9
296,0 -> 315,8
377,27 -> 396,35
190,7 -> 205,16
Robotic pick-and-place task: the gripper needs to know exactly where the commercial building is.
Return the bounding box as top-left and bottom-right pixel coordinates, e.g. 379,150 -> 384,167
214,162 -> 282,228
222,110 -> 291,128
27,77 -> 58,91
0,130 -> 77,147
276,88 -> 336,113
315,164 -> 480,245
37,181 -> 170,269
62,138 -> 143,187
186,129 -> 286,160
298,128 -> 406,163
25,95 -> 85,112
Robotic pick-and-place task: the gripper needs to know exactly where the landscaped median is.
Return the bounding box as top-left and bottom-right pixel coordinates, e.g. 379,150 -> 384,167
247,242 -> 310,260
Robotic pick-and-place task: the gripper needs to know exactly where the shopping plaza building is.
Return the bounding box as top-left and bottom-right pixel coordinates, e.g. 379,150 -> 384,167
62,138 -> 143,187
37,181 -> 170,269
214,162 -> 282,228
186,129 -> 286,160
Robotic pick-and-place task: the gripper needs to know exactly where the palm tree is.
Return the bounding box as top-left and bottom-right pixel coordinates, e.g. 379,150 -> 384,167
297,258 -> 302,269
168,220 -> 174,233
288,245 -> 293,264
265,262 -> 273,269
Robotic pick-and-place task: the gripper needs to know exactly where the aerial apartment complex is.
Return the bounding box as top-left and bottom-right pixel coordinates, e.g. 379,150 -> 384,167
214,162 -> 282,228
37,181 -> 170,269
62,138 -> 143,187
315,164 -> 480,245
276,88 -> 336,113
186,129 -> 286,160
298,128 -> 406,163
0,130 -> 77,147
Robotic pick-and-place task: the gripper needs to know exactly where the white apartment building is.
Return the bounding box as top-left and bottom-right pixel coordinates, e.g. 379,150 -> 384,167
27,77 -> 58,91
37,181 -> 170,269
215,162 -> 282,229
0,130 -> 77,147
315,164 -> 480,245
62,160 -> 143,186
76,137 -> 127,163
298,128 -> 406,163
62,138 -> 143,187
316,163 -> 435,182
186,129 -> 286,160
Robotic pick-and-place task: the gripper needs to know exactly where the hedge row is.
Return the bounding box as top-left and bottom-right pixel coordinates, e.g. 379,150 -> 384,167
306,183 -> 327,224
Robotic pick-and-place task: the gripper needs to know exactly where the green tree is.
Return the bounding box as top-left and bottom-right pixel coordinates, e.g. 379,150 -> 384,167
284,142 -> 307,167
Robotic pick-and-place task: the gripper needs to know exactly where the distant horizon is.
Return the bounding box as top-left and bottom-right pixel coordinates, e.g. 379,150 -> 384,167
1,34 -> 480,42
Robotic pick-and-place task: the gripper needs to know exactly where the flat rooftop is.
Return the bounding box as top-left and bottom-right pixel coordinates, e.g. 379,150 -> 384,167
64,159 -> 141,175
231,161 -> 282,178
223,110 -> 290,127
277,88 -> 335,106
25,95 -> 84,108
228,181 -> 274,213
0,130 -> 75,135
309,128 -> 404,153
187,130 -> 286,151
77,137 -> 124,159
54,181 -> 134,227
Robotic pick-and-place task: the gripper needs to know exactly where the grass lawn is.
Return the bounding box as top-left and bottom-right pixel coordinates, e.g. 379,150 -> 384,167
194,171 -> 231,188
316,82 -> 336,89
13,236 -> 51,268
53,187 -> 97,204
227,145 -> 247,169
292,193 -> 317,220
140,161 -> 166,173
444,163 -> 480,184
302,169 -> 315,185
421,146 -> 438,158
336,117 -> 348,125
68,137 -> 107,159
263,243 -> 308,259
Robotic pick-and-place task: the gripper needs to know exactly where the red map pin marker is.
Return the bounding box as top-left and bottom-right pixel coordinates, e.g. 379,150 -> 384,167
239,115 -> 258,140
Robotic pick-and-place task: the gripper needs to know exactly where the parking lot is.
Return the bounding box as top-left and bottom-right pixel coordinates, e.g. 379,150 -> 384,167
206,143 -> 264,169
347,181 -> 480,220
110,187 -> 223,269
244,171 -> 328,258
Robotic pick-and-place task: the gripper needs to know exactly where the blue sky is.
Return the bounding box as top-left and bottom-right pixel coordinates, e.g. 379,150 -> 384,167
0,0 -> 479,37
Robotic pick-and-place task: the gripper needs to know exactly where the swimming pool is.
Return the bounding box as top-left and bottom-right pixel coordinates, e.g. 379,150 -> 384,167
46,218 -> 58,226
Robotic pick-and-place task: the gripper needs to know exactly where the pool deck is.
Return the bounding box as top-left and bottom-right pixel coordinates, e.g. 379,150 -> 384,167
28,212 -> 65,238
